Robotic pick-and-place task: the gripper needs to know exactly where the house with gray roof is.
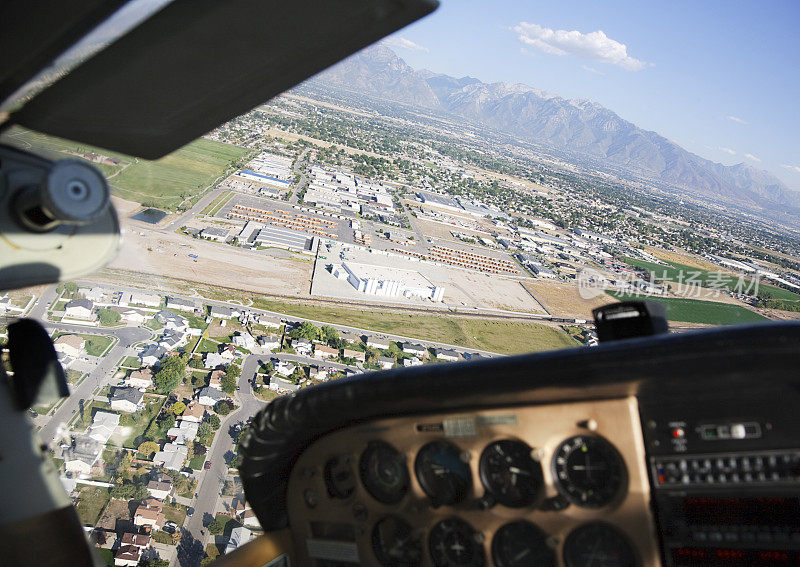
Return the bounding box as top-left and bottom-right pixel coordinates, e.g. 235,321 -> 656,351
165,297 -> 198,312
210,305 -> 239,319
65,298 -> 94,320
155,309 -> 188,332
197,386 -> 226,406
110,387 -> 144,413
435,348 -> 460,362
140,344 -> 167,366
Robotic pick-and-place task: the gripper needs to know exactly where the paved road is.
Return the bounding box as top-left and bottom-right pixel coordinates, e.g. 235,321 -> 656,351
28,285 -> 58,320
37,321 -> 152,446
287,148 -> 310,205
179,355 -> 265,563
163,186 -> 226,233
405,203 -> 431,253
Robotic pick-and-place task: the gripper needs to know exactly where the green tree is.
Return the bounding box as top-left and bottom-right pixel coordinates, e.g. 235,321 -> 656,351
153,355 -> 186,394
137,441 -> 159,459
289,321 -> 320,341
222,365 -> 239,394
205,414 -> 220,430
63,282 -> 78,296
97,308 -> 121,326
197,422 -> 213,446
119,451 -> 134,481
171,401 -> 186,416
320,325 -> 339,345
111,481 -> 147,500
207,517 -> 226,535
188,356 -> 204,369
215,401 -> 230,416
288,365 -> 306,385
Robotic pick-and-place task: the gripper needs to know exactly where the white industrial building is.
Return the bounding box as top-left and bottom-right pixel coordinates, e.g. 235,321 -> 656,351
334,262 -> 445,302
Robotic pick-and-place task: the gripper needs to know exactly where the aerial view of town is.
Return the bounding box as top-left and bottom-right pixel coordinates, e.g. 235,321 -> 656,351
2,21 -> 800,567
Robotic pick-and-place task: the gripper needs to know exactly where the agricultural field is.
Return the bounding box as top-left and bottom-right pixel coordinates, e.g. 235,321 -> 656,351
622,257 -> 800,301
606,291 -> 769,325
1,127 -> 250,210
111,139 -> 249,209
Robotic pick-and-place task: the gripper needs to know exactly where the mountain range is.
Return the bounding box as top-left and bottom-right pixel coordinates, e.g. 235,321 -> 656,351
315,44 -> 800,214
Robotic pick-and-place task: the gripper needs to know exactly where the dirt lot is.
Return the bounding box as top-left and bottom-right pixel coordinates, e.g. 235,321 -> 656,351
413,217 -> 495,241
96,498 -> 131,531
110,218 -> 313,297
761,308 -> 800,320
521,279 -> 616,319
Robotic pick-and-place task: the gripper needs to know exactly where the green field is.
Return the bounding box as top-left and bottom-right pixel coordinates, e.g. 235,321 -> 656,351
189,454 -> 206,470
95,548 -> 114,567
622,257 -> 800,301
2,127 -> 250,210
112,140 -> 248,208
51,332 -> 114,356
75,486 -> 110,526
250,298 -> 578,354
119,398 -> 166,448
83,335 -> 114,356
606,291 -> 769,325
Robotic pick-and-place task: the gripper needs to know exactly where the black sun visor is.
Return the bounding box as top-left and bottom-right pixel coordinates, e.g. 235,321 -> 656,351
6,0 -> 438,159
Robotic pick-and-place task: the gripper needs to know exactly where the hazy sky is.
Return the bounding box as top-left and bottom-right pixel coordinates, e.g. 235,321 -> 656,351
385,0 -> 800,190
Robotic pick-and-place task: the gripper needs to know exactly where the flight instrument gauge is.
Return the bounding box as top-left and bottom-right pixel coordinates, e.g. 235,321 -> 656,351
371,516 -> 422,567
492,521 -> 555,567
552,435 -> 626,508
479,439 -> 543,507
415,440 -> 472,506
429,518 -> 485,567
360,441 -> 410,504
563,522 -> 638,567
324,455 -> 356,500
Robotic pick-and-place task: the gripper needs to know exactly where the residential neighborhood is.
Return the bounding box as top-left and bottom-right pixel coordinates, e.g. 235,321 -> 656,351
14,281 -> 497,566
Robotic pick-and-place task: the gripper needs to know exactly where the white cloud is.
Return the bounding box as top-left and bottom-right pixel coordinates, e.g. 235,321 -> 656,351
581,65 -> 605,76
719,147 -> 737,155
384,36 -> 429,53
727,115 -> 748,125
744,153 -> 761,163
782,164 -> 800,174
512,22 -> 649,71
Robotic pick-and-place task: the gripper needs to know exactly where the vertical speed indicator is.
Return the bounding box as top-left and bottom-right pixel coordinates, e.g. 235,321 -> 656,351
551,435 -> 626,508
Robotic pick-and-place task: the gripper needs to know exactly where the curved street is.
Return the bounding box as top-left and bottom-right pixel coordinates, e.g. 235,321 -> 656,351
27,287 -> 154,446
178,354 -> 266,565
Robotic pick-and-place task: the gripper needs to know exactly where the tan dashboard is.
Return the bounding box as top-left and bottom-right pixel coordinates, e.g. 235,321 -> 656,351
286,396 -> 659,566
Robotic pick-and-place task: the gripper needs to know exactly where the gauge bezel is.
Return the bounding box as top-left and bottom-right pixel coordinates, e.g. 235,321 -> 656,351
428,517 -> 486,567
371,515 -> 422,567
562,521 -> 639,567
551,434 -> 627,509
359,441 -> 410,505
491,520 -> 555,567
478,439 -> 543,508
323,454 -> 356,500
414,440 -> 473,506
